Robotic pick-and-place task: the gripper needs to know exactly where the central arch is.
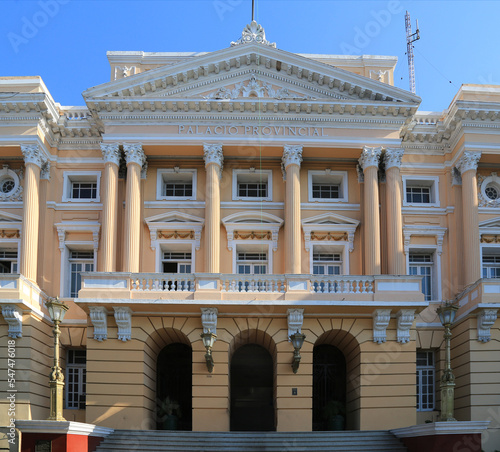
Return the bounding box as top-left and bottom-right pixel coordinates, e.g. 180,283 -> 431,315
230,343 -> 275,431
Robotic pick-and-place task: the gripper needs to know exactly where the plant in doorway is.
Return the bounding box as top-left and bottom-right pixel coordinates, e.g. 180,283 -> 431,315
158,396 -> 182,430
323,400 -> 346,431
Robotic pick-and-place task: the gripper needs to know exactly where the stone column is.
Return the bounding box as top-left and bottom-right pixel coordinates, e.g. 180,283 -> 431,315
123,143 -> 146,273
384,148 -> 405,275
20,144 -> 44,283
457,151 -> 482,285
282,145 -> 303,274
203,143 -> 223,273
359,146 -> 382,275
100,143 -> 121,272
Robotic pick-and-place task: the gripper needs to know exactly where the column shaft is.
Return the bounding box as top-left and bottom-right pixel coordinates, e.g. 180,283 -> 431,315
364,166 -> 381,275
285,164 -> 301,274
124,162 -> 141,273
101,162 -> 119,272
386,166 -> 405,274
462,169 -> 481,284
20,162 -> 41,282
205,162 -> 221,273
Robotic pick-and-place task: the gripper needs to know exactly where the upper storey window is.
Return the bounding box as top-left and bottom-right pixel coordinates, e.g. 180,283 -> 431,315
308,171 -> 348,203
62,172 -> 101,203
402,176 -> 439,207
232,169 -> 272,201
0,249 -> 18,273
157,169 -> 197,201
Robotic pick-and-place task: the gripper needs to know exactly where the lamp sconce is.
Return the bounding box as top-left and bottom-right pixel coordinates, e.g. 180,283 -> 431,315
290,331 -> 306,374
201,331 -> 217,373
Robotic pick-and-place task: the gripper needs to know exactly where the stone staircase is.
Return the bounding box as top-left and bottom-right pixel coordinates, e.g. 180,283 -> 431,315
95,430 -> 408,451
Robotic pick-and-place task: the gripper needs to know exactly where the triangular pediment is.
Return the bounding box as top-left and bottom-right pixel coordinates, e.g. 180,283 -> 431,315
480,217 -> 500,230
83,43 -> 420,109
222,211 -> 284,227
145,211 -> 205,226
0,211 -> 22,225
302,213 -> 360,228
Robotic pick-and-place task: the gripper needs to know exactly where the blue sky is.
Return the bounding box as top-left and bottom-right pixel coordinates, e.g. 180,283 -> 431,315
3,0 -> 499,111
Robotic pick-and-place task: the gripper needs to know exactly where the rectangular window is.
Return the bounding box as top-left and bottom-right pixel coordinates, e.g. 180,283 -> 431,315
238,182 -> 267,198
233,170 -> 272,201
312,252 -> 342,276
66,349 -> 86,409
308,171 -> 348,203
157,169 -> 196,200
482,255 -> 500,279
71,181 -> 97,200
409,253 -> 433,301
402,176 -> 439,206
406,186 -> 431,204
237,252 -> 268,275
69,251 -> 94,298
416,351 -> 435,411
312,183 -> 340,199
162,252 -> 192,274
0,250 -> 18,273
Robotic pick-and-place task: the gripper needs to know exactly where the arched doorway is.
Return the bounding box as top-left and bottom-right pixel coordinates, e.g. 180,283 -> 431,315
157,343 -> 192,430
230,344 -> 275,431
313,344 -> 347,431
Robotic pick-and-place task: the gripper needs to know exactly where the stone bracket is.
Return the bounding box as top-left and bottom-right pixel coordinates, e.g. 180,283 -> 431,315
397,309 -> 415,344
478,308 -> 498,342
201,307 -> 218,336
89,307 -> 108,341
1,305 -> 23,338
373,309 -> 391,344
287,308 -> 304,341
114,307 -> 132,341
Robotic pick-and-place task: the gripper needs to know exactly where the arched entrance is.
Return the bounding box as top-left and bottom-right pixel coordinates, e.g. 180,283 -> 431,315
230,344 -> 275,431
157,343 -> 192,430
313,344 -> 347,431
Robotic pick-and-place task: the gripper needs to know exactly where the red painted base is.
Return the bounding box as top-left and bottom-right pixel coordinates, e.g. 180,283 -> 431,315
21,432 -> 104,452
401,433 -> 483,452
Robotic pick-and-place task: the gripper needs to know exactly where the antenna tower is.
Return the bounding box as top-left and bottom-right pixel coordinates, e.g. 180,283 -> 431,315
405,11 -> 420,94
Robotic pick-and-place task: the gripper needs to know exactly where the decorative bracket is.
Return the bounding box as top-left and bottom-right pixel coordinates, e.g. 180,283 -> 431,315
201,308 -> 218,336
114,307 -> 132,341
477,309 -> 498,342
1,305 -> 23,338
397,309 -> 415,344
373,309 -> 391,344
287,308 -> 304,341
89,306 -> 108,341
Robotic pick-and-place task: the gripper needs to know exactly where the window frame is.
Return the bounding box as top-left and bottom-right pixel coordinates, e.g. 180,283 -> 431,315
68,250 -> 95,298
402,175 -> 440,207
156,241 -> 196,274
406,246 -> 440,302
480,245 -> 500,279
0,241 -> 20,274
156,169 -> 197,201
62,171 -> 101,203
60,243 -> 97,298
416,350 -> 435,412
65,349 -> 86,410
310,244 -> 347,276
408,252 -> 434,301
307,170 -> 348,203
232,169 -> 273,202
231,242 -> 274,275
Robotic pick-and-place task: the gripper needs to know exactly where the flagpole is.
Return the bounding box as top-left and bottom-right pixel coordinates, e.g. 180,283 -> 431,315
252,0 -> 255,21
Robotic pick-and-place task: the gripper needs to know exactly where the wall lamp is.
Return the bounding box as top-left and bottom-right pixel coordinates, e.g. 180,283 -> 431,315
290,331 -> 306,374
201,331 -> 217,373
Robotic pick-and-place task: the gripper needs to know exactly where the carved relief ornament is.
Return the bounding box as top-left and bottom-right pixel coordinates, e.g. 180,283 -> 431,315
100,143 -> 121,166
123,143 -> 146,167
231,20 -> 276,48
384,148 -> 404,170
203,143 -> 224,175
281,145 -> 303,178
359,146 -> 382,171
456,151 -> 481,174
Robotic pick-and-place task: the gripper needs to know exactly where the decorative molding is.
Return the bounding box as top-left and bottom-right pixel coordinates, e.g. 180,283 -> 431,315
369,69 -> 389,82
0,165 -> 23,202
231,20 -> 276,48
113,307 -> 132,342
203,143 -> 224,176
201,307 -> 218,335
287,308 -> 304,340
356,164 -> 364,183
55,222 -> 101,252
21,143 -> 44,167
477,173 -> 500,208
451,167 -> 462,186
396,309 -> 415,344
477,309 -> 498,342
456,151 -> 481,174
123,142 -> 146,167
282,144 -> 303,179
40,160 -> 51,180
359,146 -> 382,171
1,305 -> 22,338
372,309 -> 391,344
89,306 -> 108,341
403,225 -> 447,255
114,66 -> 136,80
384,148 -> 404,170
100,143 -> 121,166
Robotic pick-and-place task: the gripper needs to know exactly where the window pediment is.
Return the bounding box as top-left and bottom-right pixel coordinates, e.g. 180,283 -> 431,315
302,213 -> 359,252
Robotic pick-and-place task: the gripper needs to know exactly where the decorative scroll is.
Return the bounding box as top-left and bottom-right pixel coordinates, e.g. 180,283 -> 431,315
231,20 -> 276,47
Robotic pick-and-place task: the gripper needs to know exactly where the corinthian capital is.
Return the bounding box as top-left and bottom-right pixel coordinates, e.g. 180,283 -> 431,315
359,146 -> 382,171
282,145 -> 303,168
203,143 -> 224,168
100,142 -> 121,166
384,148 -> 404,170
457,151 -> 481,174
21,144 -> 44,167
123,143 -> 146,167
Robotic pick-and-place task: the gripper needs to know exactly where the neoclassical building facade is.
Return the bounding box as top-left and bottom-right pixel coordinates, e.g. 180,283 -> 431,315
1,21 -> 499,451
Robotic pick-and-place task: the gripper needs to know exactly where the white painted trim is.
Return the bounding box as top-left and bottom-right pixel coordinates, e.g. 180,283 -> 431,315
231,241 -> 274,275
402,175 -> 440,207
300,203 -> 360,211
15,420 -> 114,437
47,201 -> 103,211
307,170 -> 348,203
156,168 -> 197,201
232,168 -> 273,202
222,201 -> 284,209
156,240 -> 196,273
391,421 -> 490,438
62,171 -> 102,203
405,244 -> 442,302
